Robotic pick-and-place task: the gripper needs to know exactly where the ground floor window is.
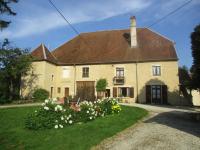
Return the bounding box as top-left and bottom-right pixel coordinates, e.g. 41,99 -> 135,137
113,87 -> 134,98
57,87 -> 61,93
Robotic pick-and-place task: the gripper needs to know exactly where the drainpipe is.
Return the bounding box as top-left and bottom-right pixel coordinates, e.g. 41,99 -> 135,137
136,62 -> 139,102
73,64 -> 76,97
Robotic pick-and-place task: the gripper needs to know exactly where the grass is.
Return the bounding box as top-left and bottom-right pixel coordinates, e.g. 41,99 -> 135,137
0,105 -> 148,150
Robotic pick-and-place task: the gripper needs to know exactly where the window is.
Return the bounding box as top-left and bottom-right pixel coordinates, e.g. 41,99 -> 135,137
57,87 -> 61,93
82,67 -> 89,78
152,66 -> 161,76
51,75 -> 54,81
116,67 -> 124,77
62,67 -> 70,78
118,87 -> 134,98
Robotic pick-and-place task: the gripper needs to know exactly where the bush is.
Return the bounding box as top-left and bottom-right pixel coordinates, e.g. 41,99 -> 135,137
25,98 -> 121,130
25,99 -> 74,130
32,88 -> 49,101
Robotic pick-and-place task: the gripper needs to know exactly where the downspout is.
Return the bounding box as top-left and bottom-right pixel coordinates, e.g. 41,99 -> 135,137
73,64 -> 76,97
136,61 -> 139,103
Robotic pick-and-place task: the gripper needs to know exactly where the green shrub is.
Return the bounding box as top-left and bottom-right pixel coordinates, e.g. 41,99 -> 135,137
25,98 -> 121,130
32,88 -> 49,101
25,99 -> 74,130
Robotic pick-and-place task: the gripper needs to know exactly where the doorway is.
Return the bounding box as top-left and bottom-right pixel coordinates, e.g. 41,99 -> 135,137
64,87 -> 69,98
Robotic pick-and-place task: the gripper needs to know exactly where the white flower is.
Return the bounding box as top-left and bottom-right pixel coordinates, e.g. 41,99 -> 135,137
59,124 -> 63,128
54,125 -> 58,129
55,120 -> 58,123
68,114 -> 72,118
66,117 -> 69,120
86,111 -> 89,114
41,103 -> 45,106
65,120 -> 68,123
45,99 -> 49,103
69,120 -> 73,124
55,107 -> 58,111
89,117 -> 92,120
61,116 -> 64,120
44,106 -> 49,110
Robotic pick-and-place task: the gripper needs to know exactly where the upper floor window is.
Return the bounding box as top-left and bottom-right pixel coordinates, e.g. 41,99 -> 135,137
116,67 -> 124,77
152,66 -> 161,76
82,67 -> 89,78
62,67 -> 70,78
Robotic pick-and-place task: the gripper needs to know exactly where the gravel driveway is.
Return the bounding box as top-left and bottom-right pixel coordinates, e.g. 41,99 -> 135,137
93,104 -> 200,150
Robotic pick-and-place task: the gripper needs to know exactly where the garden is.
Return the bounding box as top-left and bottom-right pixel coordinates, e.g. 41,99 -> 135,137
0,98 -> 148,150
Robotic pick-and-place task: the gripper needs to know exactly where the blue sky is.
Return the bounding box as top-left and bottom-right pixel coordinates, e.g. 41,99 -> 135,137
1,0 -> 200,68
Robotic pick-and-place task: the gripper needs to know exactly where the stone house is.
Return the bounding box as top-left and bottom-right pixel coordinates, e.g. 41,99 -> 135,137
22,16 -> 181,105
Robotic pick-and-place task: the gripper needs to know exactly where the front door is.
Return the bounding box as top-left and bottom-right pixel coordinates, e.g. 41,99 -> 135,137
151,85 -> 161,104
146,85 -> 168,104
64,87 -> 69,98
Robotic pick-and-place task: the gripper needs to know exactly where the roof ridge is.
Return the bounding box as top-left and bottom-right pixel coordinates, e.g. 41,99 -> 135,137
42,43 -> 47,59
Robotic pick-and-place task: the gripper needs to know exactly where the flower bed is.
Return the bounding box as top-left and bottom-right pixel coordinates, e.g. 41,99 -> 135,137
25,98 -> 121,130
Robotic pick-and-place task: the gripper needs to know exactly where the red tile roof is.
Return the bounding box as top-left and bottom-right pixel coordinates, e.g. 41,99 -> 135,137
31,28 -> 178,65
31,44 -> 57,64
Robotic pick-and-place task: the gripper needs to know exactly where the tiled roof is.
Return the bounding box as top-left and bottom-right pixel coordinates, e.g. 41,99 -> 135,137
31,44 -> 57,64
31,28 -> 178,65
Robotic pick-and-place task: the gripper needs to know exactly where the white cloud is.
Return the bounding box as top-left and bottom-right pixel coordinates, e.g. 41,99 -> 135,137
0,0 -> 152,39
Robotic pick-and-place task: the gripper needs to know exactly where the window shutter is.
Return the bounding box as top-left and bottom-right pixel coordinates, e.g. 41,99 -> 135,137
162,85 -> 168,104
129,87 -> 134,98
146,85 -> 151,103
113,87 -> 117,97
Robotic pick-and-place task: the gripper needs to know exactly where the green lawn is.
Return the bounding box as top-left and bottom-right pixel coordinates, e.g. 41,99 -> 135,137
0,105 -> 148,150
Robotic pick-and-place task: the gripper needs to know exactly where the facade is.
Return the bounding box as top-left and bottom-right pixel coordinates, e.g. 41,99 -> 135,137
22,17 -> 181,105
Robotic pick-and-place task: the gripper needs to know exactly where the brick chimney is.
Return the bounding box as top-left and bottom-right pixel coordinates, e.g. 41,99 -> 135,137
130,16 -> 137,47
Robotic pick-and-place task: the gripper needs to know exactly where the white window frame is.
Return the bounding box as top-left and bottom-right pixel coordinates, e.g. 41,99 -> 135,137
82,67 -> 89,78
152,65 -> 161,76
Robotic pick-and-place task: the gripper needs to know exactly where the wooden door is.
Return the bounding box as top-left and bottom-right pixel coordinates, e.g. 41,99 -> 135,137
76,81 -> 95,101
64,87 -> 69,98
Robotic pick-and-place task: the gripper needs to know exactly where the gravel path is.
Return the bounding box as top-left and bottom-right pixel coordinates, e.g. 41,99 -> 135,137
93,104 -> 200,150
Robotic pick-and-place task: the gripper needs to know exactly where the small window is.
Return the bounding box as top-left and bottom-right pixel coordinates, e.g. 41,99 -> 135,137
116,68 -> 124,77
82,67 -> 89,78
152,66 -> 161,76
57,87 -> 61,93
51,75 -> 54,81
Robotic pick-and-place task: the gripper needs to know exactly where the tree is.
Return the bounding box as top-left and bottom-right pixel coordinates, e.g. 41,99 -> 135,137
96,78 -> 108,98
0,0 -> 18,30
190,24 -> 200,90
0,39 -> 33,102
178,66 -> 193,105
